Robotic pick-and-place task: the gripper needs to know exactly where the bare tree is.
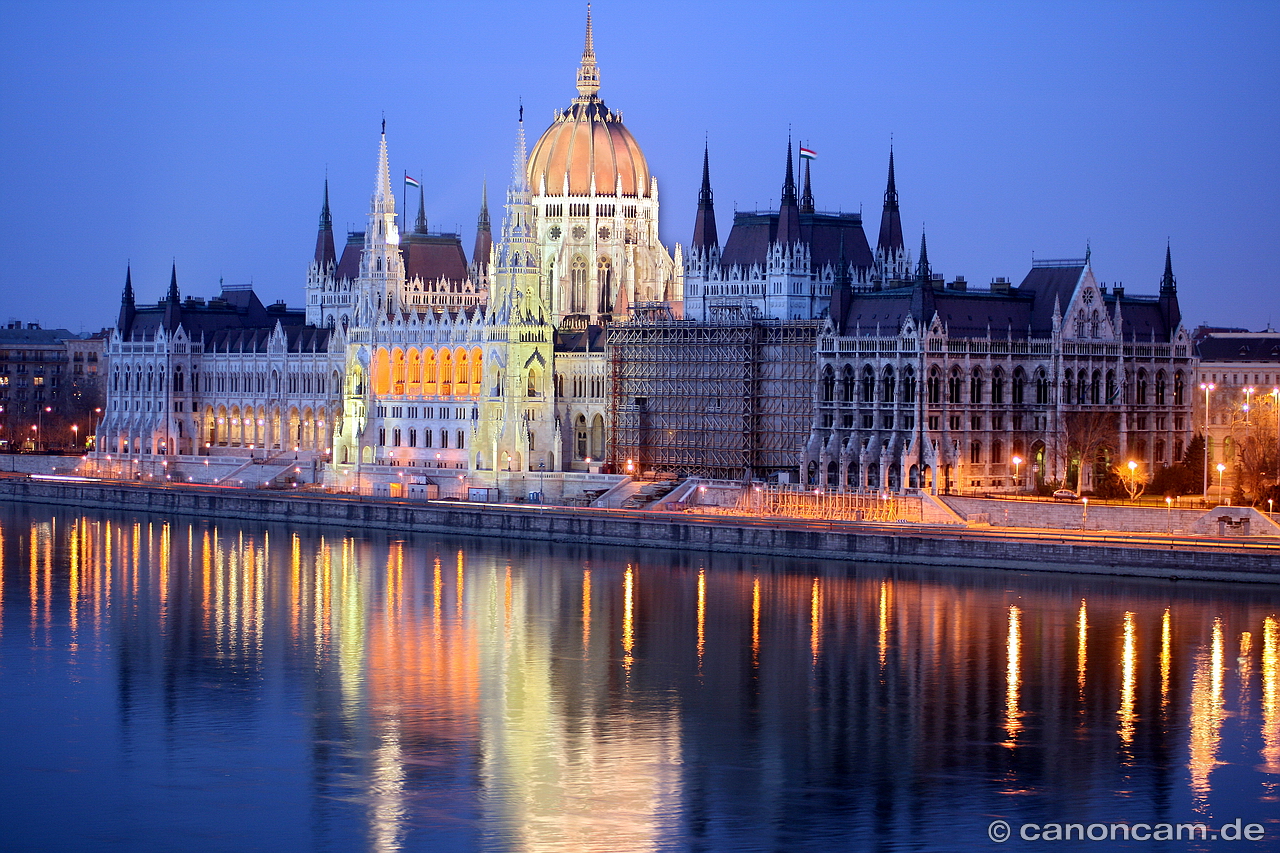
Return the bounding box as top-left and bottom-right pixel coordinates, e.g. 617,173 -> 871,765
1064,411 -> 1119,492
1116,460 -> 1148,501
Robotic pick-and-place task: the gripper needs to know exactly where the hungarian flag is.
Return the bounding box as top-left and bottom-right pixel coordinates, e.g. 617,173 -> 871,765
405,175 -> 421,189
799,146 -> 817,161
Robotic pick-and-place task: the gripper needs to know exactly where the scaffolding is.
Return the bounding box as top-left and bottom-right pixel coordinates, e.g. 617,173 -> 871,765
607,318 -> 820,480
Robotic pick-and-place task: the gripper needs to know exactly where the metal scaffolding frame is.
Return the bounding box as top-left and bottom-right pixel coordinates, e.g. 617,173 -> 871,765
607,319 -> 820,480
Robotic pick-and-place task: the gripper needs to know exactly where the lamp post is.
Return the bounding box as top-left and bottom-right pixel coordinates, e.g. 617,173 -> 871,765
1127,459 -> 1138,502
1166,495 -> 1173,534
37,405 -> 50,451
1012,455 -> 1022,492
71,424 -> 78,450
1244,386 -> 1256,426
1217,462 -> 1226,504
1200,382 -> 1215,500
1081,496 -> 1088,531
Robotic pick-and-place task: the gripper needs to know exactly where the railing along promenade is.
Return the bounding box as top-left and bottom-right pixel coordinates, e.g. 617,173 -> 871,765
1,473 -> 1277,582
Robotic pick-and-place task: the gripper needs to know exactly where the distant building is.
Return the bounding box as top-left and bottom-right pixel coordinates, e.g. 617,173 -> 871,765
1193,326 -> 1280,498
0,321 -> 105,450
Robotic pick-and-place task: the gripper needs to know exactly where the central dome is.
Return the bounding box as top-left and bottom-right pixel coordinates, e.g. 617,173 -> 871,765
526,8 -> 651,199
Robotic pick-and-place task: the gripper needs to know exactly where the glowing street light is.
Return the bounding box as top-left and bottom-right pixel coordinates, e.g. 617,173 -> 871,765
1166,495 -> 1173,534
1011,455 -> 1022,490
1200,381 -> 1215,499
1244,386 -> 1256,426
71,424 -> 78,449
1216,462 -> 1227,504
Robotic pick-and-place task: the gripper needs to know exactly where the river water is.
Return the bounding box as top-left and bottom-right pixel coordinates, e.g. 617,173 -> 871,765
0,502 -> 1277,852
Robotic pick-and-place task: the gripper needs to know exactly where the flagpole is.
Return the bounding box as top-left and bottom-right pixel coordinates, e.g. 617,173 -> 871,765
401,173 -> 407,236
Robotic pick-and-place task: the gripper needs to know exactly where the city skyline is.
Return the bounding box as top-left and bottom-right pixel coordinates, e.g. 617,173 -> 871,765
1,1 -> 1277,334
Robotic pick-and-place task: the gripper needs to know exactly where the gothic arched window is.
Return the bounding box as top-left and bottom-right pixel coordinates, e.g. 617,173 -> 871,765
570,256 -> 588,314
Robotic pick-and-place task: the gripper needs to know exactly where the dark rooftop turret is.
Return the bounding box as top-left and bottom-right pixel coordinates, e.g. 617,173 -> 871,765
692,142 -> 719,251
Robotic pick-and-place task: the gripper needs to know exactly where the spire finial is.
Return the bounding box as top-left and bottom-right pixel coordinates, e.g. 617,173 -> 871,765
916,228 -> 930,284
123,265 -> 134,304
415,182 -> 427,234
319,177 -> 332,230
168,262 -> 180,303
576,4 -> 601,98
1161,241 -> 1176,294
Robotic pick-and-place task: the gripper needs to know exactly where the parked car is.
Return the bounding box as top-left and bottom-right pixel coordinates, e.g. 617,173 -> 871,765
1053,489 -> 1079,500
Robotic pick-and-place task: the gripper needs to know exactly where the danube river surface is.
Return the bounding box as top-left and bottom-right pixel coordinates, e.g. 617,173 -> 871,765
0,503 -> 1277,852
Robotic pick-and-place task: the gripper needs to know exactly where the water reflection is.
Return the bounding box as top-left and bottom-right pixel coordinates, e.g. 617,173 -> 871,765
1,503 -> 1278,852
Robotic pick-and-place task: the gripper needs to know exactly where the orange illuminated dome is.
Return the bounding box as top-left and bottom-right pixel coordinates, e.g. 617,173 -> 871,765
527,7 -> 651,199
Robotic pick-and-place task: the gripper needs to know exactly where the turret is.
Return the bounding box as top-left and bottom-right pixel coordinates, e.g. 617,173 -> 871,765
799,156 -> 815,215
163,263 -> 182,332
473,180 -> 492,277
1159,243 -> 1181,336
776,136 -> 801,247
314,178 -> 336,270
691,143 -> 718,255
117,266 -> 136,336
877,148 -> 904,258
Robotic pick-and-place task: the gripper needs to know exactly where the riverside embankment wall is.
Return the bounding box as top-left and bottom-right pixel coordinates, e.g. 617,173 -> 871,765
2,477 -> 1278,583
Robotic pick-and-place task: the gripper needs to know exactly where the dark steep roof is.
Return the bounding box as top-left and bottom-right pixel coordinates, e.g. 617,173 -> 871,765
1016,263 -> 1082,334
719,211 -> 874,273
401,232 -> 469,286
335,232 -> 363,282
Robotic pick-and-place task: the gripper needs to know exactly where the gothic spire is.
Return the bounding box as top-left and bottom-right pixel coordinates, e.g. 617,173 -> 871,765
692,142 -> 718,251
915,230 -> 930,284
473,179 -> 493,274
314,178 -> 337,269
830,233 -> 852,334
163,262 -> 182,332
877,147 -> 904,256
117,266 -> 136,336
781,135 -> 797,206
414,183 -> 427,234
1159,242 -> 1181,338
576,4 -> 600,99
777,135 -> 801,246
800,156 -> 815,214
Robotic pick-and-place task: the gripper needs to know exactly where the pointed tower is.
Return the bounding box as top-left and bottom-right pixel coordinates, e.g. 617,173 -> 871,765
915,230 -> 930,284
476,111 -> 556,477
314,178 -> 337,270
472,180 -> 492,279
876,148 -> 906,282
413,183 -> 428,234
306,177 -> 340,326
776,136 -> 801,247
799,157 -> 815,215
163,263 -> 182,332
1159,243 -> 1181,337
117,266 -> 136,336
356,122 -> 405,320
691,143 -> 719,256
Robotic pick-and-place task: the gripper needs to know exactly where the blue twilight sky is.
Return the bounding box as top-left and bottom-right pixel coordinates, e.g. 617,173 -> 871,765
1,1 -> 1277,336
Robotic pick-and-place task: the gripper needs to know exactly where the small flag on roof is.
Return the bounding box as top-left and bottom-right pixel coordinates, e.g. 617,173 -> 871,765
799,146 -> 817,161
404,174 -> 421,189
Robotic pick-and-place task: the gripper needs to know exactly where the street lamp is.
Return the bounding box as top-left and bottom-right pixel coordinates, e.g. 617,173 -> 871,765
1216,462 -> 1226,504
1166,495 -> 1173,534
71,424 -> 78,450
1244,386 -> 1256,426
1011,455 -> 1022,491
1200,381 -> 1215,499
1081,496 -> 1088,530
